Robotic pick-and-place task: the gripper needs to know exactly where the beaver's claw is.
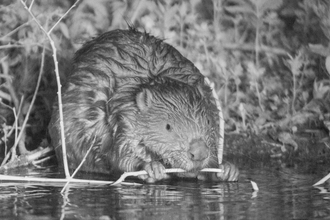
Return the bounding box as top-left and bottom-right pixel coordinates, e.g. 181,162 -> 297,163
138,161 -> 169,183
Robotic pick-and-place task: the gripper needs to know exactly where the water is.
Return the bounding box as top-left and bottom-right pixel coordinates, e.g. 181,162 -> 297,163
0,164 -> 329,220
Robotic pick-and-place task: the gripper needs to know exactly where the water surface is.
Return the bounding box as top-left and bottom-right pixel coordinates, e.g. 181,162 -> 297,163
0,164 -> 329,220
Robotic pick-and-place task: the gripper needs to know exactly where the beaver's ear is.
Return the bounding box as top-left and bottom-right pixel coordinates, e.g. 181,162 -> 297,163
136,88 -> 153,112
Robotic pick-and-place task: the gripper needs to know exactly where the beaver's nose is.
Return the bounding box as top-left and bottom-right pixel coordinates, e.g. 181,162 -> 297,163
188,139 -> 208,161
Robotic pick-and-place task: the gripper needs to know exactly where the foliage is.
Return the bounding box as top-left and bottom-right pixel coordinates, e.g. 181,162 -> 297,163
1,0 -> 330,160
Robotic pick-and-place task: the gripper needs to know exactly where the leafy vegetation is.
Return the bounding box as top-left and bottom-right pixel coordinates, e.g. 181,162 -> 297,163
1,0 -> 330,164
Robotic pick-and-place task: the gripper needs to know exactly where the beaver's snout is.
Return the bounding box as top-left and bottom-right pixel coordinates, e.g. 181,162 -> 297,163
188,139 -> 209,162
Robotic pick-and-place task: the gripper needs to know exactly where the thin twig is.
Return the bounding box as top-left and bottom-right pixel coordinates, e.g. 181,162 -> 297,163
48,2 -> 79,34
61,137 -> 96,193
8,96 -> 24,139
0,174 -> 140,186
313,172 -> 330,186
2,43 -> 46,166
25,147 -> 54,162
20,0 -> 81,178
0,20 -> 34,40
13,108 -> 18,149
0,43 -> 47,50
33,155 -> 55,166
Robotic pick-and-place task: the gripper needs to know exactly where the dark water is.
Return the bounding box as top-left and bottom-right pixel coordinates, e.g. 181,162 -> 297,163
0,164 -> 329,220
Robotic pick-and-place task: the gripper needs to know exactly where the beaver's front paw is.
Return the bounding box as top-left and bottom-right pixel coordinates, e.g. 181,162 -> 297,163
138,161 -> 169,183
198,161 -> 239,182
216,161 -> 239,181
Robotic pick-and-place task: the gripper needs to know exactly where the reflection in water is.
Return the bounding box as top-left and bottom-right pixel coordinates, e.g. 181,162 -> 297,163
58,182 -> 240,220
0,166 -> 329,220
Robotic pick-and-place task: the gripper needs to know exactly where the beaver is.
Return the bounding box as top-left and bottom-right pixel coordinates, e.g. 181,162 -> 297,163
48,28 -> 239,183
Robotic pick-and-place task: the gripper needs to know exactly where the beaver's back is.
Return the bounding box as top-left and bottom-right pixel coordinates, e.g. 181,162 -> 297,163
49,28 -> 217,173
71,28 -> 202,86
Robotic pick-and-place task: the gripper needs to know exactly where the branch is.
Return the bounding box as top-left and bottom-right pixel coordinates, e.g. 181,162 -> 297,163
1,42 -> 46,168
61,137 -> 96,193
313,172 -> 330,186
20,0 -> 81,178
0,174 -> 141,186
111,168 -> 224,185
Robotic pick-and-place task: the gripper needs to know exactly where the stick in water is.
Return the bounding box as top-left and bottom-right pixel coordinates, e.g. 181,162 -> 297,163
61,137 -> 96,193
250,180 -> 259,191
111,168 -> 224,185
313,172 -> 330,186
0,168 -> 223,187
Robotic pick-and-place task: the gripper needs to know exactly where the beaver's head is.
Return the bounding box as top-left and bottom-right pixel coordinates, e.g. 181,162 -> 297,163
134,80 -> 219,172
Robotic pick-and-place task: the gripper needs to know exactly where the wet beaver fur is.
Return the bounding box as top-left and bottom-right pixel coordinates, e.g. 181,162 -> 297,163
48,28 -> 238,182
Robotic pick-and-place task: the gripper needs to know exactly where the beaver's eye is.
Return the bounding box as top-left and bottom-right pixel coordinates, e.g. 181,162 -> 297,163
166,124 -> 172,131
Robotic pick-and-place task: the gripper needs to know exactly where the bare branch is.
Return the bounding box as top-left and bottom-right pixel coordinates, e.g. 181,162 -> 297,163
20,0 -> 81,178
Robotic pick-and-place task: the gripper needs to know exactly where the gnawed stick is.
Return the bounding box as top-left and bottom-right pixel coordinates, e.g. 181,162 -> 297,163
111,168 -> 224,185
0,168 -> 223,187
